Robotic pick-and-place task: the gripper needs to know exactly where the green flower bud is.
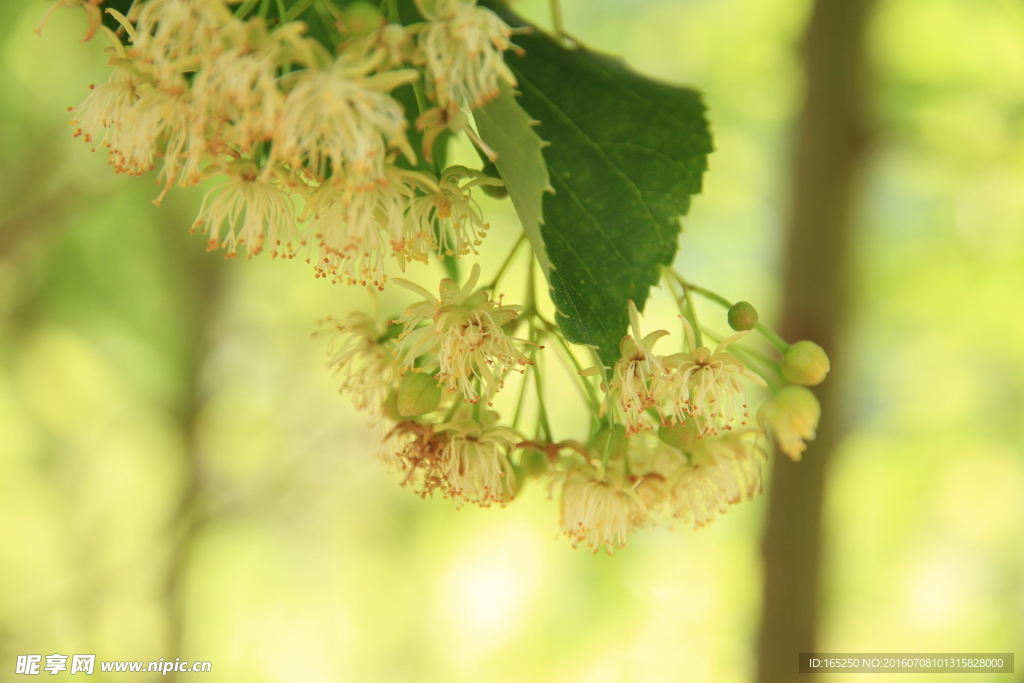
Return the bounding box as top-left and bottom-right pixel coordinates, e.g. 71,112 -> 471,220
592,424 -> 629,461
397,373 -> 442,417
658,419 -> 701,452
782,340 -> 831,386
338,2 -> 382,37
727,301 -> 759,331
519,448 -> 548,477
382,390 -> 402,422
762,385 -> 820,461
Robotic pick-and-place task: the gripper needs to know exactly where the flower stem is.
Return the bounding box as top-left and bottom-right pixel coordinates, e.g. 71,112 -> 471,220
682,283 -> 703,349
316,0 -> 343,20
584,345 -> 616,471
234,0 -> 262,18
280,0 -> 314,22
664,269 -> 702,348
482,232 -> 526,292
472,387 -> 482,420
549,0 -> 566,41
548,329 -> 600,415
512,366 -> 530,431
442,393 -> 462,423
530,330 -> 554,442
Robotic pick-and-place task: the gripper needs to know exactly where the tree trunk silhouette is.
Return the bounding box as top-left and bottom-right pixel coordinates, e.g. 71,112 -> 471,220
160,217 -> 221,680
755,1 -> 875,681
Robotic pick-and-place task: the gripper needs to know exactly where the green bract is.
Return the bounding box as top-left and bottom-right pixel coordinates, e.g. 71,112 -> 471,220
474,81 -> 552,275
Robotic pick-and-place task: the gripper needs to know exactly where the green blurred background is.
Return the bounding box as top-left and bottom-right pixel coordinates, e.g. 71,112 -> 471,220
1,0 -> 1022,681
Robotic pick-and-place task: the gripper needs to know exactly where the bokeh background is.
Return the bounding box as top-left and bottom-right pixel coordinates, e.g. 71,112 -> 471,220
2,0 -> 1023,681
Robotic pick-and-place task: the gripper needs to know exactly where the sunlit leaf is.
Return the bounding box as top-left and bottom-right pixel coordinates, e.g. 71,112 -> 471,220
480,2 -> 713,364
473,81 -> 553,276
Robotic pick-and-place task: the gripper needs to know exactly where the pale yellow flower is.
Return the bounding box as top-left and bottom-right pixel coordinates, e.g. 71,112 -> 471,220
627,438 -> 687,509
303,166 -> 424,288
607,300 -> 671,435
392,264 -> 530,403
406,166 -> 500,258
130,0 -> 233,86
101,84 -> 207,198
416,0 -> 517,108
67,3 -> 221,198
314,311 -> 395,414
668,433 -> 763,529
436,411 -> 518,506
189,19 -> 284,151
191,161 -> 298,258
69,68 -> 145,151
383,414 -> 517,506
384,421 -> 450,498
273,59 -> 418,183
662,319 -> 766,435
560,466 -> 647,554
761,385 -> 821,461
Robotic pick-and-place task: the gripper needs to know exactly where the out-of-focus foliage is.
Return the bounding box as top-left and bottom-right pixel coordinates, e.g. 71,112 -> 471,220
1,1 -> 1021,682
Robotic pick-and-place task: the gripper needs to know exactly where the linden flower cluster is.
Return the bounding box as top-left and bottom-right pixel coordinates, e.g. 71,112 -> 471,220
602,301 -> 768,438
59,0 -> 517,287
49,0 -> 834,555
318,264 -> 531,508
320,266 -> 829,552
552,301 -> 830,553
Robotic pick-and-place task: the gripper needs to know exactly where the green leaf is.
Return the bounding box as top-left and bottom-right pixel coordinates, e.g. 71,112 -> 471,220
479,3 -> 713,366
473,81 -> 553,276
